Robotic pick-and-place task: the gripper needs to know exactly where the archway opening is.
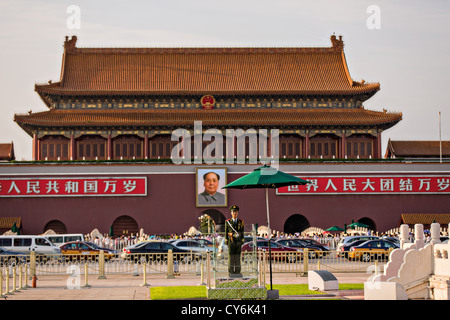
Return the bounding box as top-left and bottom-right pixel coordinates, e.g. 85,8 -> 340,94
284,214 -> 310,235
43,220 -> 67,234
112,215 -> 139,237
199,209 -> 226,233
358,217 -> 377,231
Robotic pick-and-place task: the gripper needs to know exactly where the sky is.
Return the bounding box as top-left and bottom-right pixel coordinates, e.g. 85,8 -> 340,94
0,0 -> 449,160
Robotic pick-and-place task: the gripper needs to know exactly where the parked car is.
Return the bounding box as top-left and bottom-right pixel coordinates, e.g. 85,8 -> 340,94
241,240 -> 299,262
338,239 -> 373,258
121,241 -> 194,262
337,235 -> 380,251
45,234 -> 85,246
0,235 -> 61,255
0,246 -> 27,265
275,239 -> 327,258
243,236 -> 266,244
59,241 -> 114,261
382,236 -> 400,246
85,241 -> 118,254
169,239 -> 212,253
196,238 -> 221,248
347,239 -> 399,262
298,238 -> 331,252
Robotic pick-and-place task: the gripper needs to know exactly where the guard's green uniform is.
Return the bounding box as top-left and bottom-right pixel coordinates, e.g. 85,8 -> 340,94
224,217 -> 245,277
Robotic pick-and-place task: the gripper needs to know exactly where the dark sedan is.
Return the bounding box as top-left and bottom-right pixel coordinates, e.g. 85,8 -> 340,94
0,246 -> 27,265
241,240 -> 300,262
298,239 -> 331,252
85,241 -> 118,254
275,239 -> 329,259
122,241 -> 194,262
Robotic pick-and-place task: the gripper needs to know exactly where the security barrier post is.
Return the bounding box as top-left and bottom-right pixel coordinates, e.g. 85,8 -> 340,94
303,249 -> 309,275
29,251 -> 36,280
5,267 -> 12,295
206,252 -> 211,288
12,266 -> 20,293
19,265 -> 26,290
0,269 -> 6,298
198,260 -> 206,286
82,262 -> 91,288
166,249 -> 175,279
140,262 -> 150,287
24,264 -> 30,288
98,250 -> 106,279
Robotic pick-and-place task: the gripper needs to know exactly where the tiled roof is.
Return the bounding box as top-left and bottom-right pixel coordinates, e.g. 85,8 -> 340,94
0,217 -> 21,229
386,140 -> 450,157
401,213 -> 450,225
15,108 -> 402,135
35,35 -> 380,100
0,143 -> 14,161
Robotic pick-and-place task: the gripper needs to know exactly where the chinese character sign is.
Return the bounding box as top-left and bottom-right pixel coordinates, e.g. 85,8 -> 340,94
277,176 -> 450,195
0,177 -> 147,197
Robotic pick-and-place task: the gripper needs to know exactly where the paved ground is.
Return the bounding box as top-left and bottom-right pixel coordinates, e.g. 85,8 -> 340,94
1,272 -> 368,300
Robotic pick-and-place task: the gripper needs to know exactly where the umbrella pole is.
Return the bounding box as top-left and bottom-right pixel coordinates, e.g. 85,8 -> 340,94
265,188 -> 273,291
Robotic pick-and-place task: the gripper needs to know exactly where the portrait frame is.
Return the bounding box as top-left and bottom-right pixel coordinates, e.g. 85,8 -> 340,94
196,167 -> 228,207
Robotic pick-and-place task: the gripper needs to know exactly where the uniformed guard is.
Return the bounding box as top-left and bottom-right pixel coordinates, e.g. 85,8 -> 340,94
224,205 -> 245,277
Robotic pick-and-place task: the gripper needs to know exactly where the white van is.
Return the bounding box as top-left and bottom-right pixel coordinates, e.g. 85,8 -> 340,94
45,234 -> 85,246
0,235 -> 61,254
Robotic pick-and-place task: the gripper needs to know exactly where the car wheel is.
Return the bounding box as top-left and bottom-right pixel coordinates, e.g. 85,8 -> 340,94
361,253 -> 371,262
287,254 -> 296,263
7,257 -> 18,266
308,251 -> 316,259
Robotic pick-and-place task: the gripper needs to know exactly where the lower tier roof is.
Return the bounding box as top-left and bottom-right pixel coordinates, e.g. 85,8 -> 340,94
15,108 -> 402,136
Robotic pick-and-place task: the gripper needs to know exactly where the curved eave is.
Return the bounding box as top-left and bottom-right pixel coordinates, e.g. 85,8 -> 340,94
35,85 -> 380,97
15,108 -> 402,136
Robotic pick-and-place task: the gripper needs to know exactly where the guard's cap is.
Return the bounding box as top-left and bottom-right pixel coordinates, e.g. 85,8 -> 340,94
229,205 -> 239,212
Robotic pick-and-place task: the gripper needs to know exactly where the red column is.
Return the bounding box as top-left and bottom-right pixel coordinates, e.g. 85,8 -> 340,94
341,134 -> 346,159
304,133 -> 310,158
70,134 -> 75,160
33,134 -> 39,161
107,134 -> 112,160
377,132 -> 382,159
144,134 -> 149,159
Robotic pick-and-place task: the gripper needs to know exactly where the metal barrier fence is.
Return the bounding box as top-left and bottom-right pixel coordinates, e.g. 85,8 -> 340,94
0,248 -> 390,283
1,248 -> 390,294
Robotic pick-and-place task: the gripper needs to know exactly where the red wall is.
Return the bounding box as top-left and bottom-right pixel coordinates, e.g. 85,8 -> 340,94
1,164 -> 449,235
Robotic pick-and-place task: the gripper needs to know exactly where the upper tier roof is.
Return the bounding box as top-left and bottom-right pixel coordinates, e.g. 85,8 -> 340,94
35,35 -> 380,105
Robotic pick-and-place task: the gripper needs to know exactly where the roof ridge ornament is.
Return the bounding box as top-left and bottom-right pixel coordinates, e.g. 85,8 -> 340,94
64,35 -> 78,53
330,34 -> 344,51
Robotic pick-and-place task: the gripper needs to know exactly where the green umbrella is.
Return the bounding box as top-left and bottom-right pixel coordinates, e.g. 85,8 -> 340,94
11,222 -> 18,233
325,226 -> 345,232
348,221 -> 370,229
223,164 -> 309,290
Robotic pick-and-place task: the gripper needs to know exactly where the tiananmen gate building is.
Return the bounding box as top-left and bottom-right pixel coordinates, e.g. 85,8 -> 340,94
1,35 -> 449,236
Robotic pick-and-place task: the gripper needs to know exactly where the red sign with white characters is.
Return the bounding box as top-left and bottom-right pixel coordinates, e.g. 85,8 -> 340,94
277,176 -> 450,195
0,177 -> 147,197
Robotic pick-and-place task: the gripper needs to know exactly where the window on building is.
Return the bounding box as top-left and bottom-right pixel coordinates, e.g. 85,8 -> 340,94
40,136 -> 70,160
77,136 -> 106,160
149,134 -> 174,159
113,135 -> 143,160
279,135 -> 303,159
345,135 -> 374,159
309,135 -> 338,159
